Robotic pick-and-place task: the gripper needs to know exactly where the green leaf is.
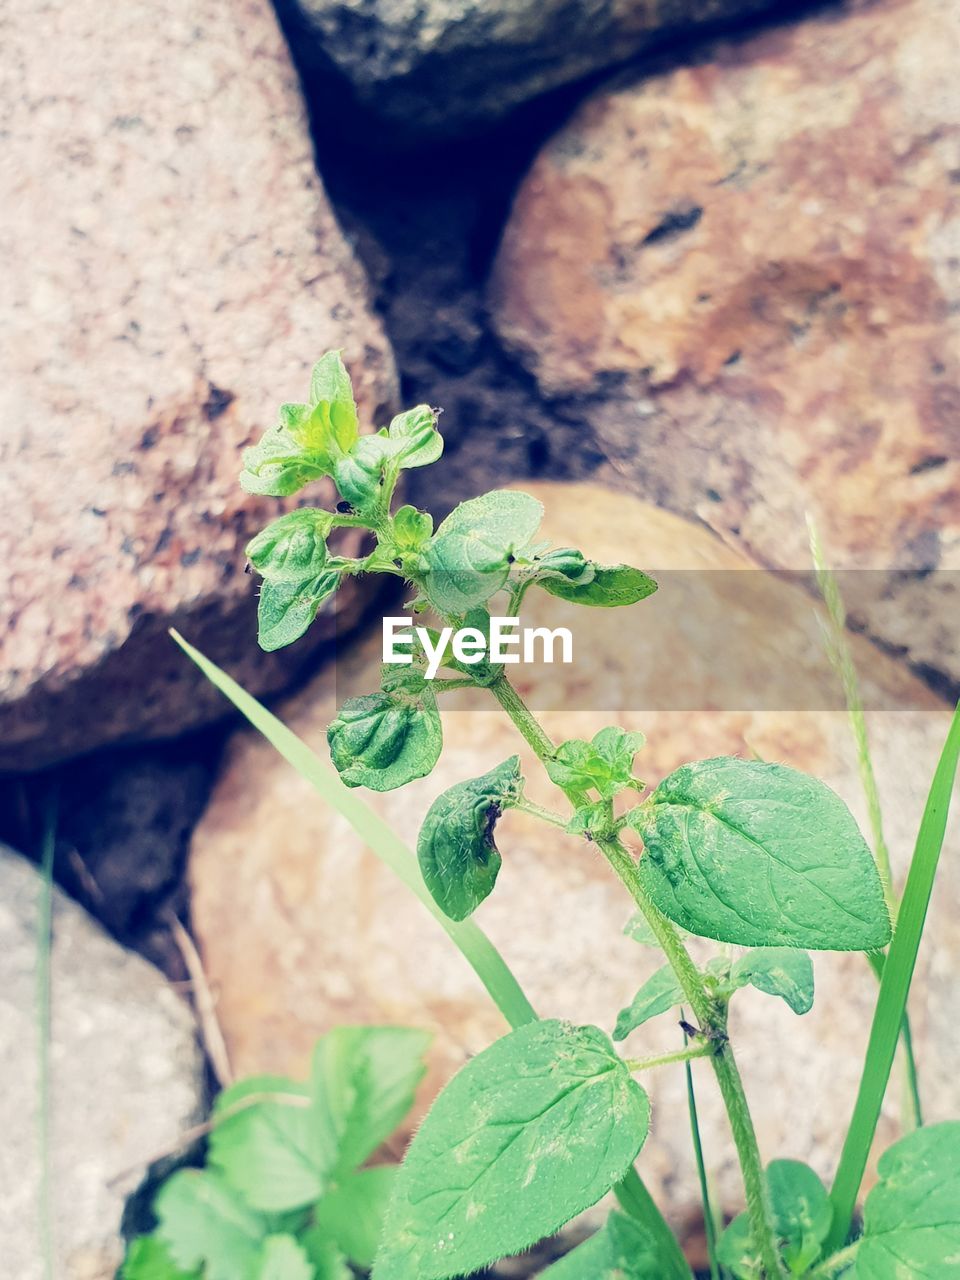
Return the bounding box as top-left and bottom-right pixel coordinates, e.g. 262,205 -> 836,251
308,351 -> 359,452
122,1235 -> 201,1280
239,417 -> 331,498
628,757 -> 892,950
155,1169 -> 268,1280
855,1121 -> 960,1277
207,1075 -> 324,1213
718,1160 -> 832,1278
391,505 -> 434,553
385,405 -> 443,470
613,966 -> 683,1041
547,726 -> 645,799
538,563 -> 657,608
332,433 -> 390,510
421,490 -> 544,615
257,571 -> 341,651
417,756 -> 522,921
257,1235 -> 314,1280
240,353 -> 358,497
373,1020 -> 651,1280
533,547 -> 596,586
246,510 -> 334,583
539,1211 -> 663,1278
300,1231 -> 352,1280
314,1166 -> 396,1268
312,1026 -> 431,1178
727,948 -> 814,1015
328,686 -> 442,792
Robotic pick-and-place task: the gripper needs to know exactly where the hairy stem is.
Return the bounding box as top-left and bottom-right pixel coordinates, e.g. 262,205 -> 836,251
483,669 -> 786,1279
626,1043 -> 714,1073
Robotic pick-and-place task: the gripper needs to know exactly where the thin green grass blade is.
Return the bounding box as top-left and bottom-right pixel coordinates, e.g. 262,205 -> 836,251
171,631 -> 693,1275
171,630 -> 535,1029
683,1016 -> 721,1280
810,521 -> 922,1129
827,701 -> 960,1251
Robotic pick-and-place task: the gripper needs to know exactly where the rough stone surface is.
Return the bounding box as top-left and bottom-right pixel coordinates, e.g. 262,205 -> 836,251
189,481 -> 958,1226
491,0 -> 960,690
0,845 -> 204,1280
284,0 -> 797,136
0,0 -> 396,771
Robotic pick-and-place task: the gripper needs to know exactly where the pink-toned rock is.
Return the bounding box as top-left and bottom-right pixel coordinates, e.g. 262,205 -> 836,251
490,0 -> 960,689
189,481 -> 959,1228
0,0 -> 396,769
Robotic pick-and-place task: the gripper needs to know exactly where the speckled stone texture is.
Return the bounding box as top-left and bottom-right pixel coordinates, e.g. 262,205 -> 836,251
0,845 -> 204,1280
0,0 -> 396,770
284,0 -> 793,135
188,481 -> 958,1228
491,0 -> 960,689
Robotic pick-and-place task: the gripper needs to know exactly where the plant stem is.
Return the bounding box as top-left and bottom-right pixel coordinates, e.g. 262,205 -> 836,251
513,798 -> 571,830
813,1241 -> 860,1276
626,1043 -> 714,1073
482,669 -> 786,1279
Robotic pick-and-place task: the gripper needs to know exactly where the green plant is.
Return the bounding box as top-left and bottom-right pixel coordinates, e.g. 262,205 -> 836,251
120,1026 -> 430,1279
167,352 -> 960,1279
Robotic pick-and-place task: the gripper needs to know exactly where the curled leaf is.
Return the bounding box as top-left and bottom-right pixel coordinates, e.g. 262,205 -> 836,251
417,756 -> 522,920
390,505 -> 434,554
547,726 -> 645,799
537,563 -> 657,608
328,686 -> 442,792
727,948 -> 814,1015
245,509 -> 334,583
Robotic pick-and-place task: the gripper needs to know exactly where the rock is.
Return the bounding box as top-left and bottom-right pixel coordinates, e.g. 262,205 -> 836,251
188,481 -> 959,1227
490,0 -> 960,691
283,0 -> 797,137
0,0 -> 396,771
0,845 -> 204,1280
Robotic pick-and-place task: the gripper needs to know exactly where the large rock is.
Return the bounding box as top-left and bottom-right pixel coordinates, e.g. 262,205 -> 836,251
0,0 -> 396,771
284,0 -> 799,136
491,0 -> 960,690
189,481 -> 958,1229
0,845 -> 204,1280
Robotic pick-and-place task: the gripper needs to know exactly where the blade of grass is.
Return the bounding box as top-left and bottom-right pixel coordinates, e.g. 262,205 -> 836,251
683,1014 -> 721,1280
809,520 -> 922,1129
826,700 -> 960,1252
36,786 -> 57,1280
171,630 -> 693,1277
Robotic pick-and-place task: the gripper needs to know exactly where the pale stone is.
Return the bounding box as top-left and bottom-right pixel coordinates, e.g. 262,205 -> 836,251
0,0 -> 396,769
189,481 -> 958,1226
0,846 -> 204,1280
491,0 -> 960,691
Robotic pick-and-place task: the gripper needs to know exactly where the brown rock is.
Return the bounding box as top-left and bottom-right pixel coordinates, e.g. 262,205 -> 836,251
189,481 -> 958,1226
0,0 -> 396,770
490,0 -> 960,689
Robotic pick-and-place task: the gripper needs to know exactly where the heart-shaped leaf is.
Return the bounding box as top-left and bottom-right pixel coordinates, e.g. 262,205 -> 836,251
417,756 -> 522,920
855,1121 -> 960,1277
628,757 -> 892,950
373,1021 -> 651,1280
